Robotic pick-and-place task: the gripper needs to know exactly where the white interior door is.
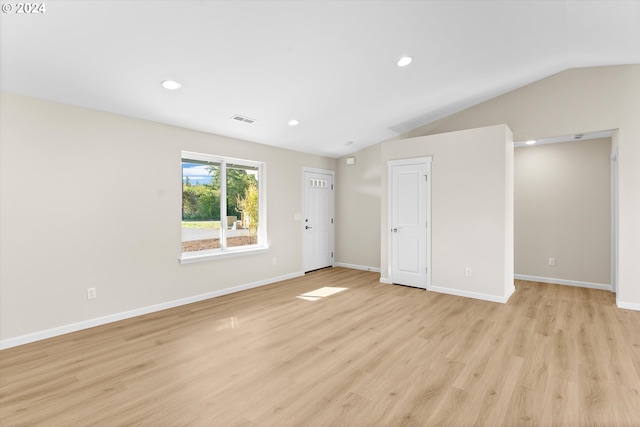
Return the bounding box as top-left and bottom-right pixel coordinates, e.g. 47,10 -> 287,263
303,170 -> 334,272
389,158 -> 430,289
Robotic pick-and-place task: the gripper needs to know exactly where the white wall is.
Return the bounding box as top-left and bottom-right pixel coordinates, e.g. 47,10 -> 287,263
338,65 -> 640,309
335,144 -> 382,271
515,138 -> 611,286
2,65 -> 638,347
380,125 -> 514,303
0,92 -> 336,345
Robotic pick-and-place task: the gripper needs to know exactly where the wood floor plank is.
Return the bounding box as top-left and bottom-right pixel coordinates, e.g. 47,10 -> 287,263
1,267 -> 639,426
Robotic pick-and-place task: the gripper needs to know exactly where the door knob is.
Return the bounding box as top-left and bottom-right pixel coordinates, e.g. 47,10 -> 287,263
305,225 -> 313,229
391,228 -> 398,232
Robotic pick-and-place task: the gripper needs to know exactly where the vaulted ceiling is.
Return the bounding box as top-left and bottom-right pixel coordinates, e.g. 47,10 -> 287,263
1,1 -> 638,157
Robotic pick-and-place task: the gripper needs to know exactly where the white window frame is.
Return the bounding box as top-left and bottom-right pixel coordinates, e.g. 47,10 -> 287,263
179,151 -> 267,264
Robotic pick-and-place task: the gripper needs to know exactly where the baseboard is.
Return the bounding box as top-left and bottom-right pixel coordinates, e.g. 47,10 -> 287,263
428,285 -> 513,304
0,271 -> 304,350
379,278 -> 513,304
334,262 -> 381,273
616,300 -> 640,311
505,284 -> 516,302
514,274 -> 612,291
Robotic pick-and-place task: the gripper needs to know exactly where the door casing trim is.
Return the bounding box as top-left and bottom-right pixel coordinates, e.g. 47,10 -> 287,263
387,157 -> 432,289
302,167 -> 335,272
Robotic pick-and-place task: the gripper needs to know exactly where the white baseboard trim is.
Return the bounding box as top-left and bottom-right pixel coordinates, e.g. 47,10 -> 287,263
0,271 -> 304,350
378,278 -> 514,304
616,301 -> 640,311
428,285 -> 514,304
505,284 -> 516,302
334,262 -> 381,273
514,274 -> 612,291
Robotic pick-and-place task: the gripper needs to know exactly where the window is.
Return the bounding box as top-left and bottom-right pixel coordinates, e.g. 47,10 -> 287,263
180,151 -> 266,263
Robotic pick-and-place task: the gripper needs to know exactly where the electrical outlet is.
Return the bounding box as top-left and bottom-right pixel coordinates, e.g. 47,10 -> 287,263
465,267 -> 472,277
549,258 -> 556,266
87,287 -> 96,300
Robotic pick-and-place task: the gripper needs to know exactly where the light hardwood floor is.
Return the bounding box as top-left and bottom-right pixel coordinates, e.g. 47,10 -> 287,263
1,267 -> 639,426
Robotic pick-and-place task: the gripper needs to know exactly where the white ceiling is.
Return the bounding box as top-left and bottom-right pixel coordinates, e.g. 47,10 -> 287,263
514,129 -> 615,148
1,1 -> 639,158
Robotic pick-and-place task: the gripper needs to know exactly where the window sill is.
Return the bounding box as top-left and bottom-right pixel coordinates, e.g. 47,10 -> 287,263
179,246 -> 268,264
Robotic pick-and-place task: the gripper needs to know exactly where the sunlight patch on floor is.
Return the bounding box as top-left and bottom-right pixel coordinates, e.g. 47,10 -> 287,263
297,287 -> 348,301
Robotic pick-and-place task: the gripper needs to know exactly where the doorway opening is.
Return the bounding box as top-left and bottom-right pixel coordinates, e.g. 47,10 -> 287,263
514,130 -> 616,292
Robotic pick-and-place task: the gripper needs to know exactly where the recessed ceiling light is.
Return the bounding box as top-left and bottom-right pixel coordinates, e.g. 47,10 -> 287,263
161,80 -> 182,90
396,56 -> 413,67
525,140 -> 537,145
288,119 -> 300,126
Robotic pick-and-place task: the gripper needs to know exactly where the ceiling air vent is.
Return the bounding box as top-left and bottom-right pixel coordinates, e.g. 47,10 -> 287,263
231,114 -> 256,124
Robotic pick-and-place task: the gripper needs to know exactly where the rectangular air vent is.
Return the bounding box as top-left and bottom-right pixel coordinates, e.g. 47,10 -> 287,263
231,114 -> 256,124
